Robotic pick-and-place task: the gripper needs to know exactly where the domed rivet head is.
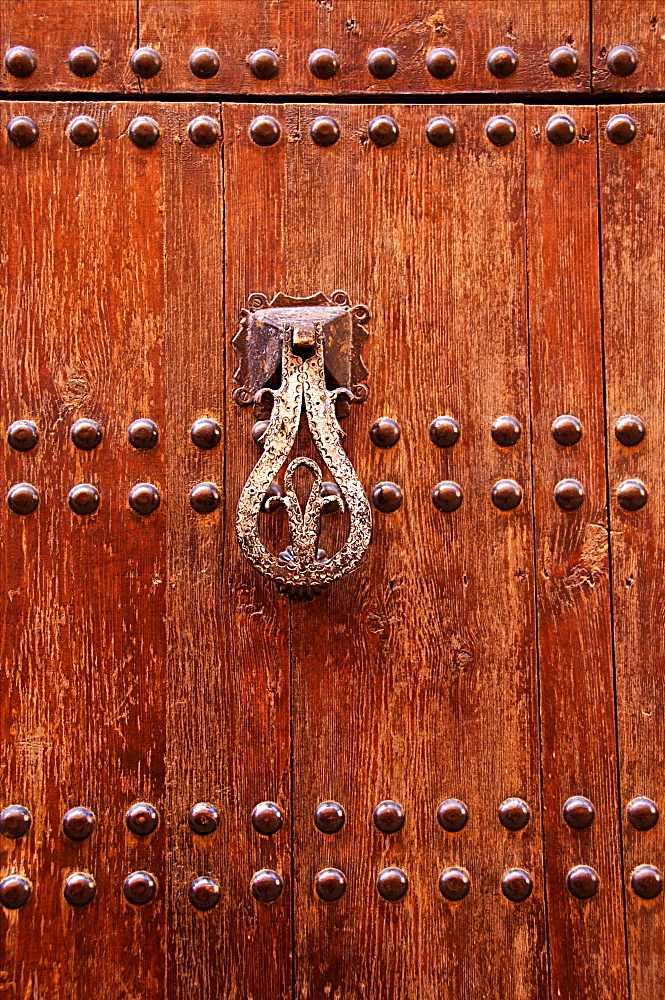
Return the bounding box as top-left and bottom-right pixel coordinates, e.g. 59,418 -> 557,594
0,804 -> 31,839
128,418 -> 159,449
429,416 -> 460,448
315,868 -> 347,901
252,420 -> 269,447
499,797 -> 531,831
310,116 -> 340,147
71,419 -> 102,450
606,114 -> 638,146
125,802 -> 159,837
373,800 -> 405,834
309,48 -> 340,79
436,798 -> 469,832
367,47 -> 398,79
426,47 -> 457,79
249,49 -> 280,80
369,417 -> 400,448
607,44 -> 638,77
432,481 -> 463,513
372,482 -> 403,513
189,482 -> 221,514
252,801 -> 283,835
128,483 -> 161,516
552,414 -> 582,446
188,801 -> 219,835
492,415 -> 521,446
377,867 -> 408,901
7,116 -> 39,148
130,47 -> 162,79
567,865 -> 600,900
249,115 -> 281,147
123,870 -> 157,905
426,116 -> 456,148
64,871 -> 96,906
7,483 -> 39,515
502,868 -> 533,902
190,418 -> 221,449
69,115 -> 99,148
68,46 -> 100,78
548,45 -> 579,77
491,479 -> 523,511
320,482 -> 343,514
487,46 -> 518,78
128,117 -> 160,149
189,47 -> 220,79
554,479 -> 584,511
62,806 -> 96,840
189,875 -> 221,910
188,115 -> 219,147
617,479 -> 648,511
5,46 -> 37,78
546,114 -> 576,146
262,482 -> 284,512
368,115 -> 399,147
7,420 -> 39,452
0,875 -> 31,909
615,414 -> 645,446
314,800 -> 345,834
563,795 -> 595,830
631,864 -> 663,899
486,116 -> 517,147
439,867 -> 471,901
627,797 -> 659,831
251,869 -> 283,902
68,484 -> 100,516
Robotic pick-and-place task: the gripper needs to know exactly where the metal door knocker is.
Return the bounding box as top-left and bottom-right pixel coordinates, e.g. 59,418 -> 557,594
233,291 -> 372,599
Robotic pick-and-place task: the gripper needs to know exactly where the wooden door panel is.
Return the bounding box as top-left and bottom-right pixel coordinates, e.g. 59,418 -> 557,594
592,2 -> 665,92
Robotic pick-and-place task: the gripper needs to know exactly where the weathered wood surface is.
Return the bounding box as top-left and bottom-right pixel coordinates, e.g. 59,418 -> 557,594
592,2 -> 665,92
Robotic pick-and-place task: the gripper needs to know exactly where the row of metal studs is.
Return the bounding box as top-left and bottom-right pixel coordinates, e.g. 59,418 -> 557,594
6,418 -> 222,451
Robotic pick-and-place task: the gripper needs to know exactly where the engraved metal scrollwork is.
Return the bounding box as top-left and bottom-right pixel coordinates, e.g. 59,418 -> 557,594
234,292 -> 372,600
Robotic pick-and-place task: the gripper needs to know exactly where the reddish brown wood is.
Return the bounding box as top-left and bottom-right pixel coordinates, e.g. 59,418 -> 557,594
592,2 -> 665,92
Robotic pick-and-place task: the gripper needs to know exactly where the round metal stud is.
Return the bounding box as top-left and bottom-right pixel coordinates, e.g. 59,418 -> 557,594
7,420 -> 39,452
251,869 -> 283,903
439,867 -> 470,901
486,116 -> 517,147
492,415 -> 521,446
367,47 -> 398,80
68,46 -> 100,78
429,416 -> 460,448
501,868 -> 533,902
62,806 -> 96,841
368,115 -> 399,147
262,482 -> 284,512
491,479 -> 522,511
373,800 -> 405,834
0,804 -> 31,839
130,47 -> 162,79
376,867 -> 408,901
554,479 -> 584,512
617,479 -> 648,511
372,482 -> 403,513
627,797 -> 659,831
69,115 -> 99,147
252,801 -> 283,835
7,483 -> 39,515
552,414 -> 582,446
308,48 -> 340,80
546,114 -> 576,146
310,116 -> 340,147
320,482 -> 342,513
487,46 -> 518,78
251,420 -> 269,447
189,47 -> 220,79
188,115 -> 219,147
631,864 -> 663,899
64,871 -> 96,906
5,46 -> 37,78
123,870 -> 157,905
190,418 -> 221,449
548,45 -> 579,77
129,116 -> 160,149
499,797 -> 531,831
249,115 -> 281,147
314,800 -> 345,834
71,419 -> 102,450
369,417 -> 400,448
0,875 -> 31,909
606,114 -> 638,146
615,414 -> 645,446
249,49 -> 280,80
7,116 -> 39,148
563,795 -> 595,830
607,44 -> 638,77
68,484 -> 100,516
189,875 -> 221,910
426,47 -> 457,79
128,483 -> 161,516
125,801 -> 159,837
436,798 -> 468,832
188,801 -> 219,835
567,865 -> 599,900
189,482 -> 221,514
128,418 -> 159,449
426,116 -> 456,148
315,868 -> 347,902
432,481 -> 463,513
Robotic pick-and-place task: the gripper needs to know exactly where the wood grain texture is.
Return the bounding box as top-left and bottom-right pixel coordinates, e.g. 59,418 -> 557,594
599,103 -> 665,1000
592,2 -> 665,92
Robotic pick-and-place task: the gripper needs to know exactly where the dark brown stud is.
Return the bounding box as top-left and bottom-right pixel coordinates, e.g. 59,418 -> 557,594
69,115 -> 99,147
69,484 -> 100,516
368,115 -> 399,147
251,420 -> 269,447
436,798 -> 468,833
125,801 -> 159,837
310,116 -> 340,147
252,801 -> 283,835
372,481 -> 402,513
189,875 -> 221,910
426,116 -> 456,148
5,46 -> 36,78
190,418 -> 221,449
606,114 -> 638,146
128,117 -> 160,149
367,47 -> 398,79
499,797 -> 531,831
369,417 -> 400,448
373,800 -> 405,834
188,801 -> 219,835
631,864 -> 663,899
7,483 -> 39,516
68,46 -> 100,78
315,868 -> 347,902
188,115 -> 219,147
128,483 -> 161,516
492,415 -> 521,446
0,804 -> 31,839
130,47 -> 162,79
309,48 -> 340,79
486,116 -> 516,147
123,870 -> 157,905
249,115 -> 281,147
432,481 -> 463,513
554,479 -> 584,511
426,47 -> 457,79
262,482 -> 284,512
251,869 -> 283,902
617,479 -> 648,511
546,114 -> 576,146
607,44 -> 638,77
71,419 -> 102,450
189,482 -> 221,514
128,419 -> 159,449
552,414 -> 582,446
627,797 -> 659,831
7,116 -> 39,148
189,47 -> 220,79
0,875 -> 31,909
429,416 -> 460,448
62,806 -> 96,841
491,479 -> 522,511
314,800 -> 345,834
377,867 -> 408,901
615,414 -> 645,446
487,46 -> 518,78
249,48 -> 280,80
548,45 -> 579,77
7,420 -> 39,452
64,871 -> 96,906
563,795 -> 595,830
567,865 -> 599,900
438,867 -> 470,901
501,868 -> 533,902
320,482 -> 343,514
